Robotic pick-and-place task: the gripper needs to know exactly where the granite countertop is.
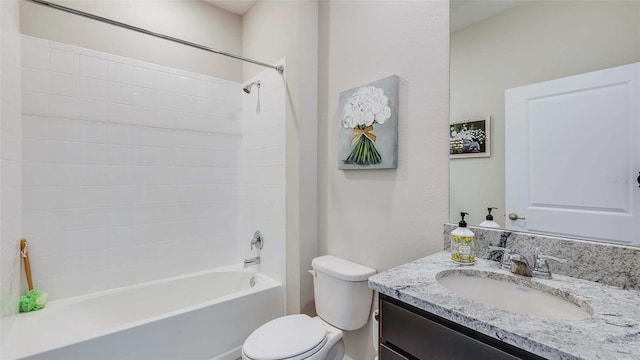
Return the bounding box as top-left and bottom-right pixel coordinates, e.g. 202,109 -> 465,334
369,251 -> 640,360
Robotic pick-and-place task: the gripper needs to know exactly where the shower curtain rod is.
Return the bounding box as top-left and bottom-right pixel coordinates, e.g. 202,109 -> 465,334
27,0 -> 285,74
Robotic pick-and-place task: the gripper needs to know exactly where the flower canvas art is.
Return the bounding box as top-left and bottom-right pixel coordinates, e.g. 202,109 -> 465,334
338,75 -> 399,170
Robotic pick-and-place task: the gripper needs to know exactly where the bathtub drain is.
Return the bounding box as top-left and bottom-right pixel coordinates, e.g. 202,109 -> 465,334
250,276 -> 256,287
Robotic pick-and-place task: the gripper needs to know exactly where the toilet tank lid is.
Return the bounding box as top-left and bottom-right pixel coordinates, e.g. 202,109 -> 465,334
312,255 -> 376,282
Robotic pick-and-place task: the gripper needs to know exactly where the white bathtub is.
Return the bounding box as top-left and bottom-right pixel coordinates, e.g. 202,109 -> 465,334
0,266 -> 282,360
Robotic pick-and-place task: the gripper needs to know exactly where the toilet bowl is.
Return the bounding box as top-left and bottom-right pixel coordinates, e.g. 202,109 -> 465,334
241,255 -> 376,360
241,315 -> 344,360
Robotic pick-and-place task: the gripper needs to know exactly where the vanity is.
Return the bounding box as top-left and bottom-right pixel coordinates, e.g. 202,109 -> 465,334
378,294 -> 543,360
369,232 -> 640,360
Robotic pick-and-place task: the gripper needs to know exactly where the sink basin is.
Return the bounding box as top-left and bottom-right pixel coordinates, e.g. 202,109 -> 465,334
436,270 -> 592,320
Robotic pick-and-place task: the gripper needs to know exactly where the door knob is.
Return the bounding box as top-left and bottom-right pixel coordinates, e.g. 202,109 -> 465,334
508,213 -> 526,221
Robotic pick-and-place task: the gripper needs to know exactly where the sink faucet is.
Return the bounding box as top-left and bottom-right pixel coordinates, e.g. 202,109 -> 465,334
489,246 -> 534,277
508,253 -> 534,277
244,256 -> 261,267
487,246 -> 567,279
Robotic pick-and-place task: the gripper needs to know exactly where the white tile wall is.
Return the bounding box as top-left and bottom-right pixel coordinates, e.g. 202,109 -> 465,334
21,35 -> 244,300
0,0 -> 22,317
241,64 -> 286,297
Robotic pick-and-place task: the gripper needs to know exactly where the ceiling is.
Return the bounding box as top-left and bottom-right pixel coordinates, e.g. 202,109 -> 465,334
204,0 -> 522,27
450,0 -> 524,33
203,0 -> 257,15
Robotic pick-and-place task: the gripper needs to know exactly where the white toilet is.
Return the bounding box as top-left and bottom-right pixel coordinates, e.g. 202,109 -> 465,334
241,255 -> 376,360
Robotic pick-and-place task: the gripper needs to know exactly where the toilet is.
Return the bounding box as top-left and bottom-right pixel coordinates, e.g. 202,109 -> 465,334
241,255 -> 376,360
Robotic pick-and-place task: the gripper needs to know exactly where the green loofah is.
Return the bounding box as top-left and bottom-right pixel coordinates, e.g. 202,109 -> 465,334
19,290 -> 48,312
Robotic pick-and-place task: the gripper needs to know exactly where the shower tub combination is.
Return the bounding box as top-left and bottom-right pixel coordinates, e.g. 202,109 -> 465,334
3,2 -> 285,359
0,267 -> 282,360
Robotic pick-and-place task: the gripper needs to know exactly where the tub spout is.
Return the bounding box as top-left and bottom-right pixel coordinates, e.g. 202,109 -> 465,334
244,256 -> 261,267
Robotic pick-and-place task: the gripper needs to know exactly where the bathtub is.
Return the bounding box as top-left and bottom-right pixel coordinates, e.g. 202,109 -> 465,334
0,266 -> 282,360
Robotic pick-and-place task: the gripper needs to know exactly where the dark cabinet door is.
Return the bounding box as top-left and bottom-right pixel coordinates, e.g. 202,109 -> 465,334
380,297 -> 540,360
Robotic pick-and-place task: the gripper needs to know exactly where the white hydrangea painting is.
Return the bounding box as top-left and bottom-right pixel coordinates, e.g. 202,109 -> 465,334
338,75 -> 398,169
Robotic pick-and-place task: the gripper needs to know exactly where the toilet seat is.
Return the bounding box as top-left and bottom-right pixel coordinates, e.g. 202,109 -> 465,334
242,315 -> 329,360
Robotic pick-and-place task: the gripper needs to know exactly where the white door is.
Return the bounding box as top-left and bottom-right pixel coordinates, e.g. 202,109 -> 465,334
505,63 -> 640,244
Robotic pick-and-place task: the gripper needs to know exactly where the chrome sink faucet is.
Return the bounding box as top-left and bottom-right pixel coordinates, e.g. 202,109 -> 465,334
508,253 -> 534,277
488,246 -> 567,279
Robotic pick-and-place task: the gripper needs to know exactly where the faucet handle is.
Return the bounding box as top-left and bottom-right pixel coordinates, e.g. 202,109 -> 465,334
532,254 -> 567,279
488,246 -> 512,270
251,231 -> 264,250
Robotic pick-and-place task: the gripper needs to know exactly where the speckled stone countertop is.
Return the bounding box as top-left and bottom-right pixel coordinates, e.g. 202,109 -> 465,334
443,224 -> 640,290
369,252 -> 640,360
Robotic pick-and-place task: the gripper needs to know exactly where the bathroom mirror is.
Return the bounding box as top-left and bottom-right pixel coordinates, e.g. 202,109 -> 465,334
449,0 -> 640,244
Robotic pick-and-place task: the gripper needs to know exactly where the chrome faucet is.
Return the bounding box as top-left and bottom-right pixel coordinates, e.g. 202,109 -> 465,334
508,253 -> 534,277
487,246 -> 567,279
244,231 -> 263,268
251,231 -> 264,250
244,256 -> 261,267
531,254 -> 568,279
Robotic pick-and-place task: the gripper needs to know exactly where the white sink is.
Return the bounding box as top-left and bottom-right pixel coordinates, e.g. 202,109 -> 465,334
436,270 -> 592,320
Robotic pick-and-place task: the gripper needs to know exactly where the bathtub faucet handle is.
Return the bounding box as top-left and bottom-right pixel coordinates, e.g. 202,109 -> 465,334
251,231 -> 264,250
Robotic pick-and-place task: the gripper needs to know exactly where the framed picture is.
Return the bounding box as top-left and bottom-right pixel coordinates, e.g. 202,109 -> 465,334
450,116 -> 491,159
338,75 -> 399,170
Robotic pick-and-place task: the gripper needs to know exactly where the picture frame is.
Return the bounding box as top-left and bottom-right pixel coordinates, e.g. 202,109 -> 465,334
338,75 -> 399,170
450,116 -> 491,159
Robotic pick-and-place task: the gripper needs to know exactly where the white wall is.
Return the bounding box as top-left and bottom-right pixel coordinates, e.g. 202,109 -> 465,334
21,36 -> 243,300
242,64 -> 286,307
318,1 -> 450,359
450,1 -> 640,226
20,0 -> 243,81
0,0 -> 22,317
242,1 -> 319,316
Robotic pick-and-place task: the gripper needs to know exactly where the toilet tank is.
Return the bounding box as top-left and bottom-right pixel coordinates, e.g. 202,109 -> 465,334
311,255 -> 376,331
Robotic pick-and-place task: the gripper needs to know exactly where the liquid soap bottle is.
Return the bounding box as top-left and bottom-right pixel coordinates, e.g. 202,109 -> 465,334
451,212 -> 475,265
479,207 -> 500,228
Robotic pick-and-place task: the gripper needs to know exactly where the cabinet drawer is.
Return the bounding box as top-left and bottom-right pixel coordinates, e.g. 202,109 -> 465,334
380,344 -> 410,360
381,299 -> 521,360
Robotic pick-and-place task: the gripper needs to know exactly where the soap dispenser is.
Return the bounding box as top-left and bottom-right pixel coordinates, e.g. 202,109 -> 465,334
479,207 -> 500,228
451,212 -> 475,265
